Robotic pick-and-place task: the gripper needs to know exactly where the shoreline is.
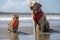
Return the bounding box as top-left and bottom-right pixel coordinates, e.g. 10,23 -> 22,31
0,26 -> 60,35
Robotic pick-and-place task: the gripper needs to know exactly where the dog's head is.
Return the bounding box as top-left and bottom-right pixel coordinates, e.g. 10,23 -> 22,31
12,14 -> 19,20
28,1 -> 42,14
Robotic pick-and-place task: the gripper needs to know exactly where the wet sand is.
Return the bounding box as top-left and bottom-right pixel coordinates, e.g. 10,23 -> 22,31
0,29 -> 60,40
0,26 -> 60,34
0,26 -> 60,40
0,27 -> 33,35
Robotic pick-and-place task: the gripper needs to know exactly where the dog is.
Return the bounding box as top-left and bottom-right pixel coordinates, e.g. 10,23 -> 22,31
8,14 -> 19,33
29,1 -> 50,33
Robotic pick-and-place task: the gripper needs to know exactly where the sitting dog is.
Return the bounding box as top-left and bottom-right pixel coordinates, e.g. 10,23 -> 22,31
29,1 -> 50,32
8,14 -> 19,33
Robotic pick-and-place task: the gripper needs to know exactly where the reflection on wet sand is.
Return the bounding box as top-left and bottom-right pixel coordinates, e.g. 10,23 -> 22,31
7,32 -> 60,40
8,32 -> 19,40
35,33 -> 50,40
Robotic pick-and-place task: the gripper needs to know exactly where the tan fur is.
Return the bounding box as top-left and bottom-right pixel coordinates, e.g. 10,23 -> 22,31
29,2 -> 50,33
8,14 -> 19,33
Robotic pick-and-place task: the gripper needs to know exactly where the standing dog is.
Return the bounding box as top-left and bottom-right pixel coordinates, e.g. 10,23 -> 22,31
29,1 -> 50,33
8,14 -> 19,33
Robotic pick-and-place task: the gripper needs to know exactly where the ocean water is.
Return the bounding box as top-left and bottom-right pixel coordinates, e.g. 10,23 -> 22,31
0,14 -> 60,28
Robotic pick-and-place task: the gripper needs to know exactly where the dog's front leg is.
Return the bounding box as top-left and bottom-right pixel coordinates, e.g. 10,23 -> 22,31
37,23 -> 41,33
34,21 -> 37,33
39,17 -> 44,32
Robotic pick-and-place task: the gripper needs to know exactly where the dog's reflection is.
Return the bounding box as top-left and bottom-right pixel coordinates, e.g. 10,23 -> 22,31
8,32 -> 19,40
35,33 -> 50,40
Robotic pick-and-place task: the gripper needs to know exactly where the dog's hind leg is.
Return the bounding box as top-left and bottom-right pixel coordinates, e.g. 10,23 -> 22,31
43,22 -> 50,32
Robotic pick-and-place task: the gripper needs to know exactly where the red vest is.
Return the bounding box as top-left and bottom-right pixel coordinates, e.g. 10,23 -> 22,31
13,20 -> 19,28
32,11 -> 43,23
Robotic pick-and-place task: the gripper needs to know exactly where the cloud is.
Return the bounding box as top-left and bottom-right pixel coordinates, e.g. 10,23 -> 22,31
0,0 -> 38,9
1,0 -> 29,8
0,0 -> 32,12
1,0 -> 13,9
0,0 -> 60,13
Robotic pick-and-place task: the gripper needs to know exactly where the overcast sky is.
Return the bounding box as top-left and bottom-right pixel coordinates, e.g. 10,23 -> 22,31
0,0 -> 60,13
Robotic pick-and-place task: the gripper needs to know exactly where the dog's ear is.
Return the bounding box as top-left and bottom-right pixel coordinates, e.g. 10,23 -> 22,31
30,7 -> 33,10
28,1 -> 36,10
38,3 -> 42,7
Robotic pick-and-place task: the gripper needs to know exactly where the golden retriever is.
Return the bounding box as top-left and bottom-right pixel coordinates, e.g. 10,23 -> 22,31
29,1 -> 50,33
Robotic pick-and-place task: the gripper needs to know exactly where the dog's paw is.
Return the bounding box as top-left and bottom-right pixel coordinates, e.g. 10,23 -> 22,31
8,30 -> 11,33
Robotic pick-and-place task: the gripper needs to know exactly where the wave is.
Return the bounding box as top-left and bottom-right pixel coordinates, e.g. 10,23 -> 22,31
0,16 -> 60,21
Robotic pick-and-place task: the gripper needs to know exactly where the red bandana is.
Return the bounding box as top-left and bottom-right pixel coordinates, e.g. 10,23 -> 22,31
32,11 -> 43,23
13,20 -> 19,28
